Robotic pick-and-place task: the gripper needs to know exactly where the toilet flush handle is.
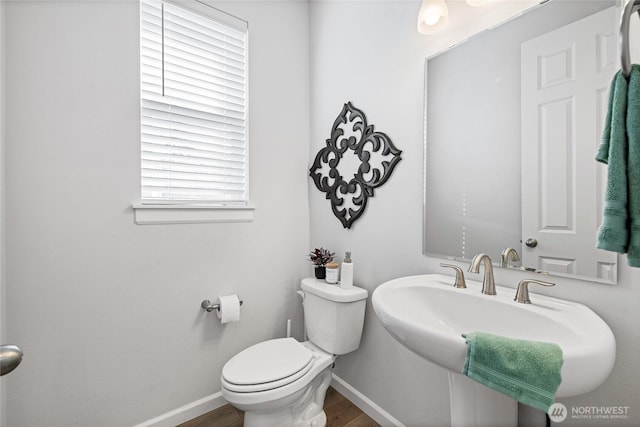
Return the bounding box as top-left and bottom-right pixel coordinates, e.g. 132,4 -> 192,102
297,291 -> 307,341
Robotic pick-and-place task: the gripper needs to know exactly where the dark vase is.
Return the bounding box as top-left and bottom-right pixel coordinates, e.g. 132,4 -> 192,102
314,266 -> 326,279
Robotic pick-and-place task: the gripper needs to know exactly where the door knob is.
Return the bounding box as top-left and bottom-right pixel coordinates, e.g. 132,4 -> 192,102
0,344 -> 23,376
525,238 -> 538,248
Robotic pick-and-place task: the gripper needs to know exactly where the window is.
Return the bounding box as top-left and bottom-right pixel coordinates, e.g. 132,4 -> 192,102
140,0 -> 248,205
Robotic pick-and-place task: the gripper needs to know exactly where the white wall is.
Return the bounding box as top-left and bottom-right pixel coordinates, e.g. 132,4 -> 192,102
309,1 -> 640,426
3,0 -> 310,425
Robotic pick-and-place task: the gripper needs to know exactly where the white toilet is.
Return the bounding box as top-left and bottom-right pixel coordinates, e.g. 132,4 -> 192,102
221,277 -> 368,427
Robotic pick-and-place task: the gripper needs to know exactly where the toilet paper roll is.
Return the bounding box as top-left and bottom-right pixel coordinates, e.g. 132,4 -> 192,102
216,294 -> 241,324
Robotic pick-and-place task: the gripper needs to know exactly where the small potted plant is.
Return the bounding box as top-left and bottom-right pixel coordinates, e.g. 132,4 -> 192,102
309,247 -> 335,279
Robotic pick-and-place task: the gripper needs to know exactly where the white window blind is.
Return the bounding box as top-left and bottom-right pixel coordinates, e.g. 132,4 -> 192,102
140,0 -> 248,204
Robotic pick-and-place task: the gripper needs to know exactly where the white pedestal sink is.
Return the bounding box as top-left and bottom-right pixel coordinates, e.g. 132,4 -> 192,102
372,274 -> 616,427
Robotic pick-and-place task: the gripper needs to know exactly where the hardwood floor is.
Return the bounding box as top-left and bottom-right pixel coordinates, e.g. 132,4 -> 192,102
177,387 -> 380,427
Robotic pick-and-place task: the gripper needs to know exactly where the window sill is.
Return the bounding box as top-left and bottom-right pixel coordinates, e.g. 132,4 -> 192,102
132,203 -> 255,225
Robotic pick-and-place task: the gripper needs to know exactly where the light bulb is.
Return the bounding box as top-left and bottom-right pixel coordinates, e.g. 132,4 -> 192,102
424,14 -> 441,26
417,0 -> 449,35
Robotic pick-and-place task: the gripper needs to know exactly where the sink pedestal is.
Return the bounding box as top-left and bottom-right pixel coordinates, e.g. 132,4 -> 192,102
448,373 -> 517,427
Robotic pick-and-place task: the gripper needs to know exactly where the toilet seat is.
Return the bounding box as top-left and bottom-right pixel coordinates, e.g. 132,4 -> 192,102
222,338 -> 315,393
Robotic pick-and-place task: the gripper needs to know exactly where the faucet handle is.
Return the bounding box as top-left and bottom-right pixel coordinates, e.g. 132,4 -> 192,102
514,279 -> 555,304
440,263 -> 467,288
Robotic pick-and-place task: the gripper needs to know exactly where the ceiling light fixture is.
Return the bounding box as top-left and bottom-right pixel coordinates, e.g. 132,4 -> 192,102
417,0 -> 449,34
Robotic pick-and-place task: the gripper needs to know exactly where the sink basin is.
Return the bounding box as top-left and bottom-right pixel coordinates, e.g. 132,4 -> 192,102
372,274 -> 615,398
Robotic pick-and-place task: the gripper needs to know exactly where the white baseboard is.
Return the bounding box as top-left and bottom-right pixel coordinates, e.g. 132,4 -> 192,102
331,374 -> 405,427
133,392 -> 227,427
134,374 -> 402,427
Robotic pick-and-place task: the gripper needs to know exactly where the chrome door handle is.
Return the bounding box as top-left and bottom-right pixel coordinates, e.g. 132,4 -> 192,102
0,345 -> 23,376
525,238 -> 538,248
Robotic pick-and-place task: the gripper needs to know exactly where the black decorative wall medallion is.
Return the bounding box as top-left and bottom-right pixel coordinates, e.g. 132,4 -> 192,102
309,102 -> 402,229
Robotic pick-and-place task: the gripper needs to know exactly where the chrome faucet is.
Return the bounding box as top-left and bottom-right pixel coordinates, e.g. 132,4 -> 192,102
468,253 -> 496,295
500,247 -> 521,268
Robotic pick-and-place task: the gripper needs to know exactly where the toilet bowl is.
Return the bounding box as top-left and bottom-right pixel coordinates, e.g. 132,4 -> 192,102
220,278 -> 368,427
221,339 -> 335,427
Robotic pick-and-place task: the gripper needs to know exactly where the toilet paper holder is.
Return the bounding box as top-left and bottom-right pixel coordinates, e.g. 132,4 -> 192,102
200,297 -> 243,313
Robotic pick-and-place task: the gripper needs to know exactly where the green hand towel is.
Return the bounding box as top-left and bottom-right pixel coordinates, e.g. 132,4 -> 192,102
462,332 -> 563,413
626,65 -> 640,266
596,70 -> 629,254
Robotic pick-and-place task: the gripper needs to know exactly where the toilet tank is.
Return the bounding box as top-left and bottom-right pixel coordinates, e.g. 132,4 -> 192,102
300,278 -> 368,355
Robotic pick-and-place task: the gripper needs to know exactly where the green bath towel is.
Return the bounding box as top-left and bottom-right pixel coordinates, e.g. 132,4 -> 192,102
626,65 -> 640,266
596,69 -> 629,254
462,332 -> 563,413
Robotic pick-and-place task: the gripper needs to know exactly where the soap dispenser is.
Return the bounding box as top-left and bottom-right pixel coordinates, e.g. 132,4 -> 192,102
340,252 -> 354,289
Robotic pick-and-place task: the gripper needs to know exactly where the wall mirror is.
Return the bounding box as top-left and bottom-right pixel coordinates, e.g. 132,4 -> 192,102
424,0 -> 620,284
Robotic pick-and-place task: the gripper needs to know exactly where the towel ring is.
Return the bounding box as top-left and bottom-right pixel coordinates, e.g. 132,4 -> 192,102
620,0 -> 640,79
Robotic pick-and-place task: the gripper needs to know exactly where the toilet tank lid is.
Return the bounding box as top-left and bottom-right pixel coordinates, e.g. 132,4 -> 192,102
301,278 -> 368,302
